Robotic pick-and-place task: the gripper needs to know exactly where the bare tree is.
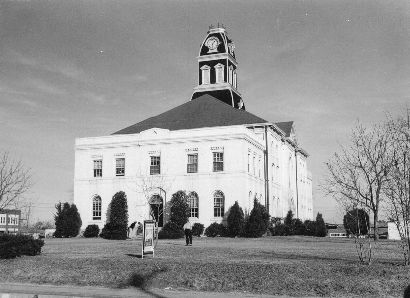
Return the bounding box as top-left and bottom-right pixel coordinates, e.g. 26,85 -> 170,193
384,111 -> 410,264
0,151 -> 32,210
324,122 -> 393,240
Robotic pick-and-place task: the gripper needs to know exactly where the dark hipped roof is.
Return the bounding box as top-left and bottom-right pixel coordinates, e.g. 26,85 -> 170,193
113,94 -> 267,135
275,121 -> 293,137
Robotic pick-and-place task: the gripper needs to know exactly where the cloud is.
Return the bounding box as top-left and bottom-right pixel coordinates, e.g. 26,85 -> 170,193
25,78 -> 67,96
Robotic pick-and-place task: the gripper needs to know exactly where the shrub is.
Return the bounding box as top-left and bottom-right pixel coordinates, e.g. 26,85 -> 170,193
284,210 -> 295,235
304,220 -> 316,236
101,191 -> 128,240
158,221 -> 184,239
204,222 -> 227,237
315,213 -> 327,237
169,191 -> 189,229
343,208 -> 369,236
243,199 -> 270,237
227,201 -> 245,237
83,224 -> 100,238
293,218 -> 306,235
0,234 -> 44,259
192,223 -> 205,236
54,202 -> 82,238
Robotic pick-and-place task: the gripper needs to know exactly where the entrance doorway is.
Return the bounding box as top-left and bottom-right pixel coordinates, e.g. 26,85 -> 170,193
149,195 -> 163,227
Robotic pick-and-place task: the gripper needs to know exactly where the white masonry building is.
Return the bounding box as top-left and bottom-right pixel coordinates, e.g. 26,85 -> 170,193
74,27 -> 313,230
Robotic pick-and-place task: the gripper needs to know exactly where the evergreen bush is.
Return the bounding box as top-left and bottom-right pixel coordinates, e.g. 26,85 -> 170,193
54,202 -> 82,238
192,223 -> 205,236
243,199 -> 270,237
169,191 -> 189,229
204,222 -> 227,237
227,201 -> 245,237
315,213 -> 327,237
83,224 -> 100,238
101,191 -> 128,240
158,221 -> 184,239
304,220 -> 316,236
0,234 -> 44,259
293,218 -> 306,235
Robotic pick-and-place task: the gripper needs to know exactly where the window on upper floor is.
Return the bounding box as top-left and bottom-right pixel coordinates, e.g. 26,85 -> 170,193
92,196 -> 102,220
150,156 -> 161,175
116,158 -> 125,176
213,152 -> 224,172
233,70 -> 237,88
187,154 -> 198,173
200,65 -> 210,85
93,160 -> 102,177
215,63 -> 225,83
213,191 -> 225,217
228,65 -> 233,85
188,192 -> 199,218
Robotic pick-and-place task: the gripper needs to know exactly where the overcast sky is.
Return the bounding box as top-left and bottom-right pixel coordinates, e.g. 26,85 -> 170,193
0,0 -> 409,223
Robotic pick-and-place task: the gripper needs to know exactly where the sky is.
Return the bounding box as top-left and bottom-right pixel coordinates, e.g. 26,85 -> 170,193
0,0 -> 409,223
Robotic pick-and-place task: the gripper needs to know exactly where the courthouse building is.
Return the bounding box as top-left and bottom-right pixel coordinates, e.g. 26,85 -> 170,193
74,26 -> 313,229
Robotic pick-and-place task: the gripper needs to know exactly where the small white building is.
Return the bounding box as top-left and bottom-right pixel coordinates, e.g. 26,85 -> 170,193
73,26 -> 313,230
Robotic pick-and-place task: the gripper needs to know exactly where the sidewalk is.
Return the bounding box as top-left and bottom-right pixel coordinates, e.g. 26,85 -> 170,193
0,283 -> 280,298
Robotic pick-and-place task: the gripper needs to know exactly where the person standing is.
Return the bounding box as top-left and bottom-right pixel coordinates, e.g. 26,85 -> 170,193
183,219 -> 193,246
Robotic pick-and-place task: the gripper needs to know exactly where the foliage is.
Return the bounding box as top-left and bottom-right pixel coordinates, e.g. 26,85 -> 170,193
54,202 -> 82,238
32,220 -> 55,230
304,220 -> 317,236
0,234 -> 44,259
0,151 -> 32,209
204,222 -> 227,237
343,209 -> 369,236
169,191 -> 189,229
158,221 -> 184,239
293,218 -> 306,235
83,224 -> 100,238
243,199 -> 270,237
315,213 -> 327,237
227,201 -> 245,237
101,191 -> 128,240
192,223 -> 205,237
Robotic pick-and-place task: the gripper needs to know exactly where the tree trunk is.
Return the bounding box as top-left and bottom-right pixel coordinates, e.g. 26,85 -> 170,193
373,213 -> 379,241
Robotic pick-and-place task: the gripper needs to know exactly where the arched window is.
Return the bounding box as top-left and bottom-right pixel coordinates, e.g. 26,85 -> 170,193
188,192 -> 199,218
92,195 -> 102,220
215,63 -> 225,83
213,191 -> 225,217
200,65 -> 210,85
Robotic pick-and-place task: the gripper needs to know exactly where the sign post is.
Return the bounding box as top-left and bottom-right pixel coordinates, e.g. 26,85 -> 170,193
142,220 -> 155,258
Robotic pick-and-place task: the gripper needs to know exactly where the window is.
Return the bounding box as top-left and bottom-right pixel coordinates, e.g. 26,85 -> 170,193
215,63 -> 225,83
187,154 -> 198,173
188,192 -> 199,218
116,158 -> 125,176
150,156 -> 160,175
253,156 -> 255,175
213,152 -> 224,172
247,153 -> 250,172
200,65 -> 210,85
213,191 -> 225,217
93,160 -> 102,177
92,196 -> 102,220
233,70 -> 237,88
228,65 -> 233,85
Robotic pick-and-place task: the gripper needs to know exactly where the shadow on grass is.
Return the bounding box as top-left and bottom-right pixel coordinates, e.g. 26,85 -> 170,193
120,264 -> 168,298
404,284 -> 410,298
125,253 -> 142,258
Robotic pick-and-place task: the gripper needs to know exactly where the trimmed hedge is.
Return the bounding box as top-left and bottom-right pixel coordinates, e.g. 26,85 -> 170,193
205,222 -> 227,237
101,191 -> 128,240
0,234 -> 44,259
83,224 -> 100,238
192,223 -> 205,237
158,222 -> 184,239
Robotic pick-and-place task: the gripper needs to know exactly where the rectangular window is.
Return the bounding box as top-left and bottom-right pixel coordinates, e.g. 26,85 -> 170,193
213,152 -> 224,172
93,160 -> 102,177
150,156 -> 161,175
187,154 -> 198,173
188,196 -> 199,218
116,158 -> 125,176
214,196 -> 224,217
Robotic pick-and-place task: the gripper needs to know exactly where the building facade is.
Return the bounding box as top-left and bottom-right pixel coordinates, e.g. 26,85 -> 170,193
74,26 -> 313,230
0,209 -> 21,234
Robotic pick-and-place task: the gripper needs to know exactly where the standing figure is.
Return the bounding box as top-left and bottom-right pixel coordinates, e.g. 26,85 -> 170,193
183,219 -> 193,246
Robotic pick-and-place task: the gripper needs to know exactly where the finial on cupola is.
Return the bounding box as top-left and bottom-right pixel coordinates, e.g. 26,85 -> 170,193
191,26 -> 245,110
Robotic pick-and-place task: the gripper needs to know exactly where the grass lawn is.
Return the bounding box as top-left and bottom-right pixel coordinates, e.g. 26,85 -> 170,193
1,236 -> 409,297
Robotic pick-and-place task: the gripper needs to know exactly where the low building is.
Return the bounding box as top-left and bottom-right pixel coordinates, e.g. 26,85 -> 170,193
0,209 -> 21,234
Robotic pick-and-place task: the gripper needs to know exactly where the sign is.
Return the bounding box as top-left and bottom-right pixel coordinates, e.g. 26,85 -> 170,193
142,220 -> 155,258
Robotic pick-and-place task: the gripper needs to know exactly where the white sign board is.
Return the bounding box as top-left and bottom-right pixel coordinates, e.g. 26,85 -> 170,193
142,220 -> 155,258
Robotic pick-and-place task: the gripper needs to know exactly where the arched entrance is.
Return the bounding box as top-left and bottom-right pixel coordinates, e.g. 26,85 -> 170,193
149,194 -> 163,227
